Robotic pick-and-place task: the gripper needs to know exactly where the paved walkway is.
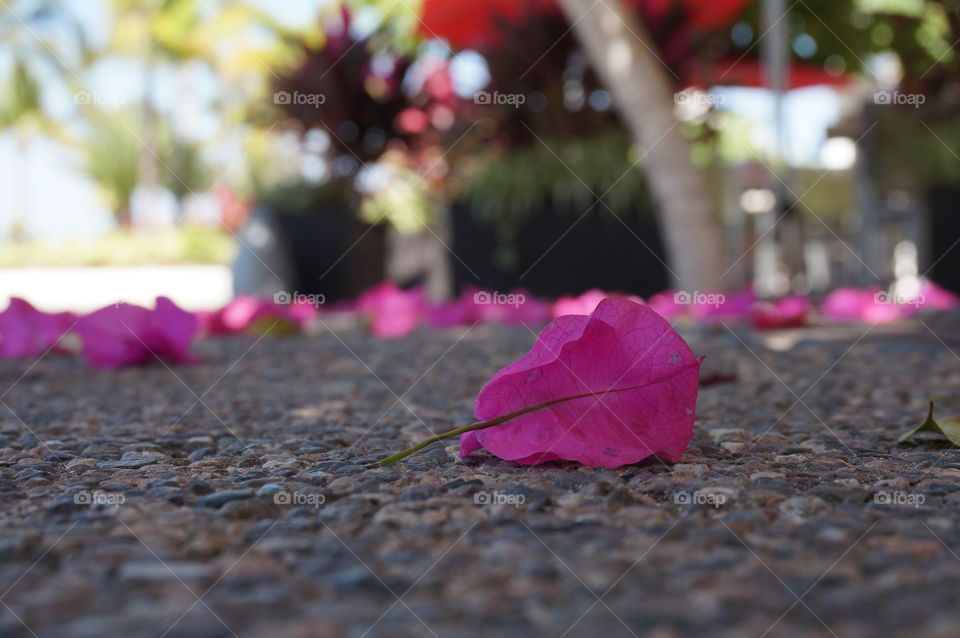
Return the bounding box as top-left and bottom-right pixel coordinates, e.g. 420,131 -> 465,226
1,317 -> 959,637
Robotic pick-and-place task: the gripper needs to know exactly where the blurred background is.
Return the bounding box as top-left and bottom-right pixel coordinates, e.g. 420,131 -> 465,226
2,0 -> 959,312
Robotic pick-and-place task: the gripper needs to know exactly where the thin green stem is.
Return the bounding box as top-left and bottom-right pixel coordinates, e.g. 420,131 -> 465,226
379,364 -> 699,467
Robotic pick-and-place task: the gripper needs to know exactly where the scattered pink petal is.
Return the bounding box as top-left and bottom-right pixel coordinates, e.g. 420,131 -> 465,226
203,296 -> 261,334
820,287 -> 871,322
645,291 -> 688,320
201,295 -> 310,336
468,287 -> 551,325
428,288 -> 566,328
287,300 -> 320,325
507,293 -> 551,324
690,290 -> 755,322
0,298 -> 74,359
461,297 -> 701,468
861,295 -> 910,323
146,297 -> 201,364
820,287 -> 912,323
918,280 -> 959,311
357,282 -> 424,338
74,303 -> 155,369
550,289 -> 611,318
75,298 -> 200,369
426,297 -> 472,328
751,295 -> 809,330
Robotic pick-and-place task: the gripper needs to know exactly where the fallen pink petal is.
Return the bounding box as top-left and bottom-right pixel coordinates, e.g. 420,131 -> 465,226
74,298 -> 200,369
201,295 -> 311,336
0,298 -> 74,359
751,295 -> 809,330
550,289 -> 611,318
461,297 -> 701,468
690,290 -> 755,322
646,291 -> 688,320
918,280 -> 959,310
357,281 -> 425,338
820,287 -> 872,322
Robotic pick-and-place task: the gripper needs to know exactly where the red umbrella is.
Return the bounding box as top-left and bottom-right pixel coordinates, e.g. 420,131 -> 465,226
418,0 -> 752,49
418,0 -> 553,49
419,0 -> 850,90
685,58 -> 851,90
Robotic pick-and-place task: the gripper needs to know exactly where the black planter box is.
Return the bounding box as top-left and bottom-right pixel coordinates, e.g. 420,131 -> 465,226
449,201 -> 668,298
927,185 -> 960,294
270,206 -> 385,302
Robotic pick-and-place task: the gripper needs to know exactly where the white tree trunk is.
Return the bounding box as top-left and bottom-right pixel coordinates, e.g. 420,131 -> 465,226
558,0 -> 726,292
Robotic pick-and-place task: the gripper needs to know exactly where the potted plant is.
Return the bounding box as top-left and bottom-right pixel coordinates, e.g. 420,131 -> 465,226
239,6 -> 420,301
429,11 -> 670,297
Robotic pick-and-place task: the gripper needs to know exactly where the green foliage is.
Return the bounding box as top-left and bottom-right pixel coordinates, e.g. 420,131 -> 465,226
78,111 -> 141,220
0,59 -> 41,128
158,134 -> 212,199
722,1 -> 960,86
0,226 -> 236,267
108,0 -> 203,61
459,129 -> 650,269
77,108 -> 214,218
462,129 -> 649,226
346,0 -> 424,54
257,178 -> 355,213
359,168 -> 432,233
869,115 -> 960,189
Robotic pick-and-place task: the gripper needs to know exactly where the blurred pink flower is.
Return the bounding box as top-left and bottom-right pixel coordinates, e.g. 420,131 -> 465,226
0,298 -> 75,359
918,280 -> 959,311
426,292 -> 474,328
820,287 -> 871,322
74,297 -> 199,369
357,282 -> 424,338
199,295 -> 315,336
427,288 -> 553,328
645,291 -> 688,320
750,295 -> 809,330
861,295 -> 911,323
689,290 -> 755,322
551,289 -> 611,318
820,287 -> 913,323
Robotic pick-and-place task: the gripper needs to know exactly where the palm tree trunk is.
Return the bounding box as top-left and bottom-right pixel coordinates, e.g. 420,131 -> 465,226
557,0 -> 726,292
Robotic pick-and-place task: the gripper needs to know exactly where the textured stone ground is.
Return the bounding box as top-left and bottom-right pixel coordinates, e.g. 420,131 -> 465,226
2,315 -> 960,638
